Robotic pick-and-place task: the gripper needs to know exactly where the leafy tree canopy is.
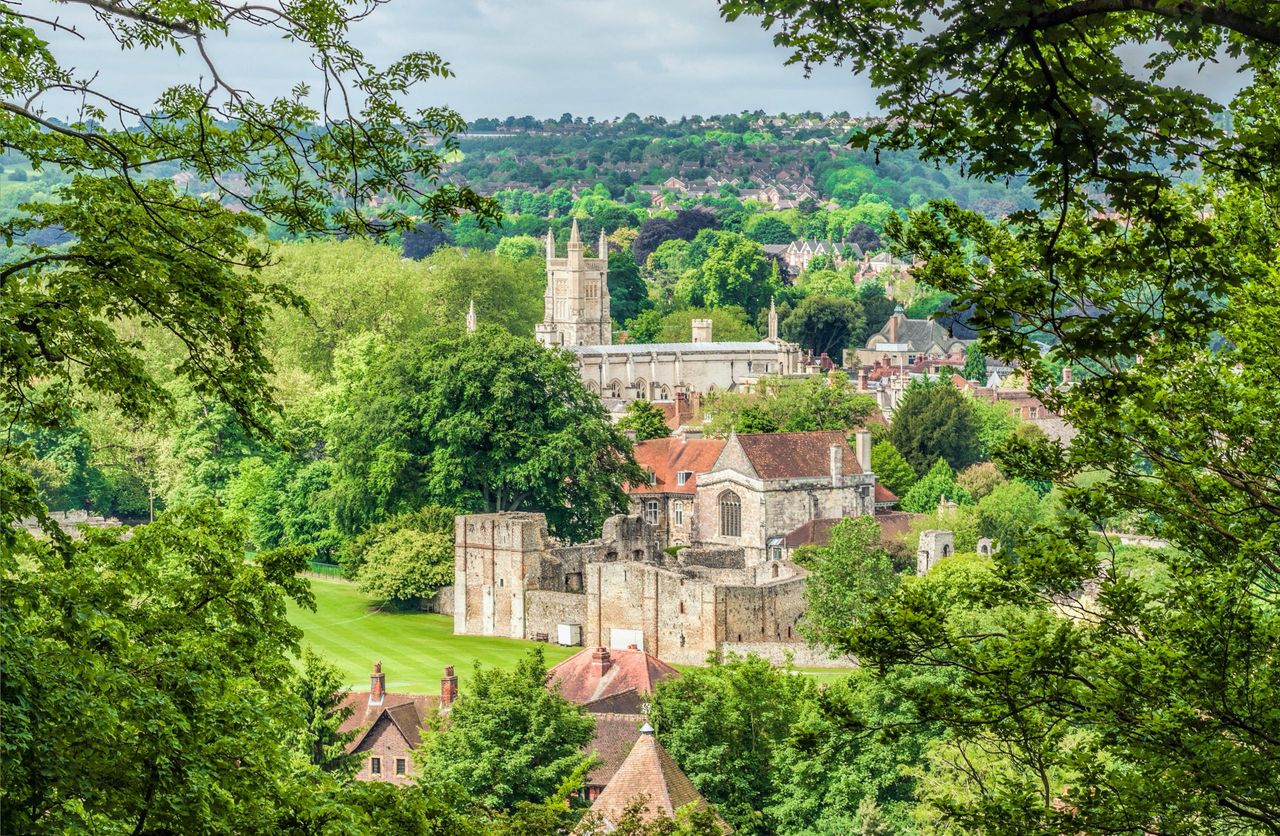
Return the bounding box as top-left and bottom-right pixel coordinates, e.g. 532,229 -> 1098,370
899,458 -> 973,513
327,327 -> 642,540
418,649 -> 596,810
870,440 -> 916,498
617,399 -> 672,441
781,295 -> 865,359
703,373 -> 876,437
888,380 -> 982,476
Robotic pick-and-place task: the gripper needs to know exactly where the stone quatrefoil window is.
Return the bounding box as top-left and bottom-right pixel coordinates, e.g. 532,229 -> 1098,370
719,490 -> 741,538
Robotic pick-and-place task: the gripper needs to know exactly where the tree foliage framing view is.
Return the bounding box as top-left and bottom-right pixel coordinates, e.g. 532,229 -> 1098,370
725,0 -> 1280,831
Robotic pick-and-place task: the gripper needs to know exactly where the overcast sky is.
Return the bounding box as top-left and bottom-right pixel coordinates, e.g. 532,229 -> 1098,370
36,0 -> 1243,122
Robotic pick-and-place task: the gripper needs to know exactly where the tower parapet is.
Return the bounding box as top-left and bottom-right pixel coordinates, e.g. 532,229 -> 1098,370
536,218 -> 612,347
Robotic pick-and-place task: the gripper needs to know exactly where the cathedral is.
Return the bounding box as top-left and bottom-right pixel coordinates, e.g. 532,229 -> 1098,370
536,220 -> 805,403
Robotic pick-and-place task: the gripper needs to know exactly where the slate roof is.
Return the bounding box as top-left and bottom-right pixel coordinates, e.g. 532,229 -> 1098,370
589,726 -> 724,829
733,431 -> 863,479
866,312 -> 966,354
548,646 -> 680,710
630,437 -> 726,496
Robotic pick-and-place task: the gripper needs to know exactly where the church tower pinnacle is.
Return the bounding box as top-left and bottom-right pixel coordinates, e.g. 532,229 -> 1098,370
535,217 -> 611,348
767,296 -> 779,341
466,298 -> 477,334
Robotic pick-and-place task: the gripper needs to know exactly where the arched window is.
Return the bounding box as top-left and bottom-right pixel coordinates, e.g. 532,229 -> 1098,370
719,490 -> 741,538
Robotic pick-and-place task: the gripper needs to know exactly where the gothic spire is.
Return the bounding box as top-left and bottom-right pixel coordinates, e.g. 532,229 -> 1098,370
568,217 -> 581,249
545,226 -> 555,260
767,296 -> 779,342
598,227 -> 609,260
466,298 -> 477,333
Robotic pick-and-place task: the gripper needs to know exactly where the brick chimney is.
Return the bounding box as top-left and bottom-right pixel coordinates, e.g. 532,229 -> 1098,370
371,660 -> 385,704
440,665 -> 458,709
829,444 -> 843,487
857,368 -> 868,391
1062,366 -> 1072,385
591,647 -> 612,675
888,305 -> 904,343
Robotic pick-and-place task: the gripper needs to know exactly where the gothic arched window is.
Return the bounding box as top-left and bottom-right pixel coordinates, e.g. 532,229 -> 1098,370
719,490 -> 741,538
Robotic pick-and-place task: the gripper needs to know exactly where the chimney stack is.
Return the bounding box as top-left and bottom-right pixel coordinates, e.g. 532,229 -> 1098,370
440,665 -> 458,708
854,429 -> 872,474
1062,366 -> 1072,385
829,444 -> 843,487
888,305 -> 904,343
691,318 -> 713,343
591,647 -> 612,675
371,661 -> 385,704
857,367 -> 868,391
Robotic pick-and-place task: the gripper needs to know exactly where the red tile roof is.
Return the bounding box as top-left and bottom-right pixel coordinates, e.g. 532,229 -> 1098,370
548,646 -> 680,711
734,431 -> 861,479
630,437 -> 725,496
339,692 -> 436,751
589,725 -> 725,830
784,511 -> 918,550
584,713 -> 646,789
875,483 -> 899,504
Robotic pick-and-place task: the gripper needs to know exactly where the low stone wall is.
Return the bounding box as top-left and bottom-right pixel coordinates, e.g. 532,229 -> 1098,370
719,641 -> 857,669
419,585 -> 455,615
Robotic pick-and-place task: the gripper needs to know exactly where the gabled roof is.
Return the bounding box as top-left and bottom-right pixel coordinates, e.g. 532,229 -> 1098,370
589,726 -> 723,829
339,691 -> 436,753
548,646 -> 680,710
631,437 -> 726,496
730,431 -> 862,480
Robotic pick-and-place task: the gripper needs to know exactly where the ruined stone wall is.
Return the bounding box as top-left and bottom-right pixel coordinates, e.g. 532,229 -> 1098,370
420,585 -> 454,615
525,590 -> 587,642
719,642 -> 857,668
715,578 -> 807,645
584,562 -> 721,667
454,513 -> 552,639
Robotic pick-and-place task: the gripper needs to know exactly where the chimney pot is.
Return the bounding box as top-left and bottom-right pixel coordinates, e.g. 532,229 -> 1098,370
440,665 -> 458,708
371,660 -> 386,704
591,647 -> 612,675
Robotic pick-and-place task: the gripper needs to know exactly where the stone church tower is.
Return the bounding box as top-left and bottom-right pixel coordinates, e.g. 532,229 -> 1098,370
536,219 -> 612,347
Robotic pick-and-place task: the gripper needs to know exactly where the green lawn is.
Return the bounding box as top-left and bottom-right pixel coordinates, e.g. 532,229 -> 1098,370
288,576 -> 577,694
289,575 -> 853,693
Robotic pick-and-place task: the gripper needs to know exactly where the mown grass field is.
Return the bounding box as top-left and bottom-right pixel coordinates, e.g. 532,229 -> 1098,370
289,575 -> 852,693
288,575 -> 578,694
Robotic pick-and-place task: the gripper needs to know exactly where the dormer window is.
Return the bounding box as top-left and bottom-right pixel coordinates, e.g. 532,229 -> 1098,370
648,469 -> 658,486
676,471 -> 692,485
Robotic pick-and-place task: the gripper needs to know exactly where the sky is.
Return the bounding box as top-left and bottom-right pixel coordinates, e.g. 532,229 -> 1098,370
35,0 -> 1244,122
36,0 -> 876,121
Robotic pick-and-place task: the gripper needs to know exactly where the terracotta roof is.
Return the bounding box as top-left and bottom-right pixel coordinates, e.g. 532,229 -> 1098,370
339,692 -> 436,752
589,726 -> 724,829
875,483 -> 899,504
548,646 -> 680,711
585,713 -> 645,789
732,431 -> 861,479
784,511 -> 917,550
631,437 -> 726,496
783,518 -> 839,548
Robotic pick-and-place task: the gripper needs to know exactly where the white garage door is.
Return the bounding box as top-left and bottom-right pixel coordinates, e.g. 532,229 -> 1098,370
609,628 -> 644,652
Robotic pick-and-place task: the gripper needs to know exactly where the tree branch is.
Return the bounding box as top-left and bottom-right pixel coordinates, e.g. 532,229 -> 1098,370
1030,0 -> 1280,47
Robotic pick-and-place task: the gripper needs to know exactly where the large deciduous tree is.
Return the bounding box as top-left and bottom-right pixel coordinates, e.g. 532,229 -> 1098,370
727,0 -> 1280,829
781,295 -> 865,359
2,5 -> 496,828
328,327 -> 642,541
417,649 -> 595,810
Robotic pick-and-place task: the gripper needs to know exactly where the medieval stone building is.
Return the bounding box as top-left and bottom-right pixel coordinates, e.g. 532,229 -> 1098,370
533,227 -> 805,403
453,431 -> 878,667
